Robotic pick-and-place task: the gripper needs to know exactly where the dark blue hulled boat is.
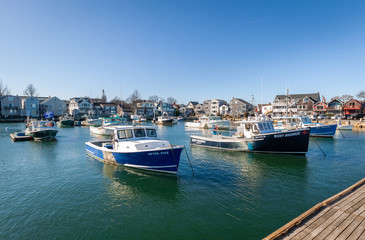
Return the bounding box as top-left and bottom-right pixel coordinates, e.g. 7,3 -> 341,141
191,119 -> 310,155
86,126 -> 184,174
274,116 -> 337,138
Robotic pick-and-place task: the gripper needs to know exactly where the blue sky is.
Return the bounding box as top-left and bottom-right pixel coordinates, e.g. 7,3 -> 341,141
1,0 -> 365,104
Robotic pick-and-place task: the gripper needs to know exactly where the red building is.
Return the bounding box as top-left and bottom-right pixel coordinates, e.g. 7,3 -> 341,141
343,99 -> 364,115
313,102 -> 328,115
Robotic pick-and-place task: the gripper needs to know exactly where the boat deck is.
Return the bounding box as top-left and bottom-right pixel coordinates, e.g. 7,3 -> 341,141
10,133 -> 33,142
264,178 -> 365,240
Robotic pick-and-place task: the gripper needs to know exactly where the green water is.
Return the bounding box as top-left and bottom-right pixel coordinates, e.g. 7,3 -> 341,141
1,123 -> 364,239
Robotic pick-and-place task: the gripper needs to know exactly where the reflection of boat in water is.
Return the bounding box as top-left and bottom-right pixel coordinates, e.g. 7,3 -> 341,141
98,162 -> 179,200
86,125 -> 184,174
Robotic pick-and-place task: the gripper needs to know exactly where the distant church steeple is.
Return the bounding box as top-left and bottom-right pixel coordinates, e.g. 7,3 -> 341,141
101,89 -> 107,102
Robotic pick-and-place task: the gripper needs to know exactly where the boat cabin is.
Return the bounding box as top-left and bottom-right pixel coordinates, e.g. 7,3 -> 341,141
28,120 -> 56,130
236,120 -> 275,138
101,116 -> 127,126
105,126 -> 169,152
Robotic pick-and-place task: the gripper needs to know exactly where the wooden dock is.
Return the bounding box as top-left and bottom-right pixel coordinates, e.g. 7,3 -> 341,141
264,178 -> 365,240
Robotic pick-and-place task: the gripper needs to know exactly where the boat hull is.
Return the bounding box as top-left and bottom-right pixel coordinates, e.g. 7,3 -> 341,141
89,127 -> 114,136
190,129 -> 310,155
26,129 -> 58,140
57,120 -> 74,127
337,125 -> 353,130
158,119 -> 173,125
309,124 -> 337,137
85,142 -> 184,174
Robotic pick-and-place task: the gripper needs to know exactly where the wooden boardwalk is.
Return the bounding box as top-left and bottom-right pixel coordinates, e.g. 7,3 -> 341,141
264,178 -> 365,240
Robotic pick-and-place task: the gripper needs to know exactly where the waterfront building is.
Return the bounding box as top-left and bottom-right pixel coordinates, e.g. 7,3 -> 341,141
0,95 -> 22,118
157,102 -> 174,116
100,103 -> 117,116
194,104 -> 204,116
40,97 -> 67,117
21,96 -> 39,118
203,100 -> 211,115
136,100 -> 155,118
313,101 -> 328,115
272,93 -> 320,117
187,101 -> 199,109
219,104 -> 229,116
257,103 -> 273,115
179,104 -> 194,117
229,97 -> 253,117
117,104 -> 133,118
210,99 -> 227,116
69,97 -> 93,117
343,99 -> 364,115
326,98 -> 343,115
297,96 -> 318,115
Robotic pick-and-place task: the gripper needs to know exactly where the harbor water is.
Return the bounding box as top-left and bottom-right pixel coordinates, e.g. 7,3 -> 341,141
1,122 -> 364,239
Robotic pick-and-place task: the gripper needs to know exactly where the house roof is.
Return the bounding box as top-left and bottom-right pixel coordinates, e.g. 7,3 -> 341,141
275,93 -> 320,102
188,101 -> 199,106
231,98 -> 252,106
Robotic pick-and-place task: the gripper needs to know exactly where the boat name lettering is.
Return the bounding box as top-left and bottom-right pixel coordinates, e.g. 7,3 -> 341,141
148,151 -> 169,156
274,132 -> 300,138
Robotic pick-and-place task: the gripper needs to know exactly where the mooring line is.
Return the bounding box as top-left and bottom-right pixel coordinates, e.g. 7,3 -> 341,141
311,138 -> 326,157
184,146 -> 195,176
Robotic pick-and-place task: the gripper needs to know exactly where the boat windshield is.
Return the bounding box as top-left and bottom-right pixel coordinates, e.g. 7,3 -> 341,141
146,128 -> 157,137
134,128 -> 146,138
117,129 -> 133,139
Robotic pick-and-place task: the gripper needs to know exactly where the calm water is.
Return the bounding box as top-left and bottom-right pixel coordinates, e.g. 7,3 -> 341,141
1,122 -> 364,240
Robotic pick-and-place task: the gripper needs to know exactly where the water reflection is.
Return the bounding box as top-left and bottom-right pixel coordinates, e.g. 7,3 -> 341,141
92,159 -> 180,202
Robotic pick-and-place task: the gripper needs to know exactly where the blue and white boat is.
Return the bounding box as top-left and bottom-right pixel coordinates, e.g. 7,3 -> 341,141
190,119 -> 310,155
185,116 -> 230,129
86,125 -> 184,174
274,116 -> 337,138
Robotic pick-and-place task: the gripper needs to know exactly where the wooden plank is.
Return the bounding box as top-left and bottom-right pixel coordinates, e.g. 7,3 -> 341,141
334,210 -> 365,239
263,178 -> 365,240
319,208 -> 364,240
345,218 -> 365,240
284,208 -> 339,240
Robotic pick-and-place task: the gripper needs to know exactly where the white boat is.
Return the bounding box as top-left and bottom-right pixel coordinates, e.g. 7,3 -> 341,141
337,120 -> 353,130
157,112 -> 173,125
90,117 -> 128,136
86,125 -> 184,174
81,117 -> 102,126
185,116 -> 230,129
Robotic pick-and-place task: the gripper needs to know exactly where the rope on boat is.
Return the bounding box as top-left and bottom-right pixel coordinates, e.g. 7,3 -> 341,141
311,138 -> 326,157
183,146 -> 195,176
338,128 -> 345,139
169,145 -> 180,177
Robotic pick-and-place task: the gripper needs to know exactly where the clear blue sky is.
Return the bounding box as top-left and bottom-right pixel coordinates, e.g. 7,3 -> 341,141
1,0 -> 365,104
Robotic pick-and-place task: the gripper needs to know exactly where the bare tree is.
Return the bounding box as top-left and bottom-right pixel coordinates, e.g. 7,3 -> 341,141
23,84 -> 38,97
0,79 -> 11,96
342,94 -> 353,102
126,90 -> 141,107
356,91 -> 365,100
166,97 -> 177,105
149,95 -> 160,103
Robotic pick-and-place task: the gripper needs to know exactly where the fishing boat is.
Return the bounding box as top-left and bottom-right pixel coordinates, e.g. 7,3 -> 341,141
86,125 -> 184,174
185,116 -> 230,129
273,116 -> 337,137
57,116 -> 75,127
81,116 -> 102,126
157,112 -> 173,125
337,120 -> 353,130
25,119 -> 58,140
90,116 -> 128,135
190,119 -> 310,155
